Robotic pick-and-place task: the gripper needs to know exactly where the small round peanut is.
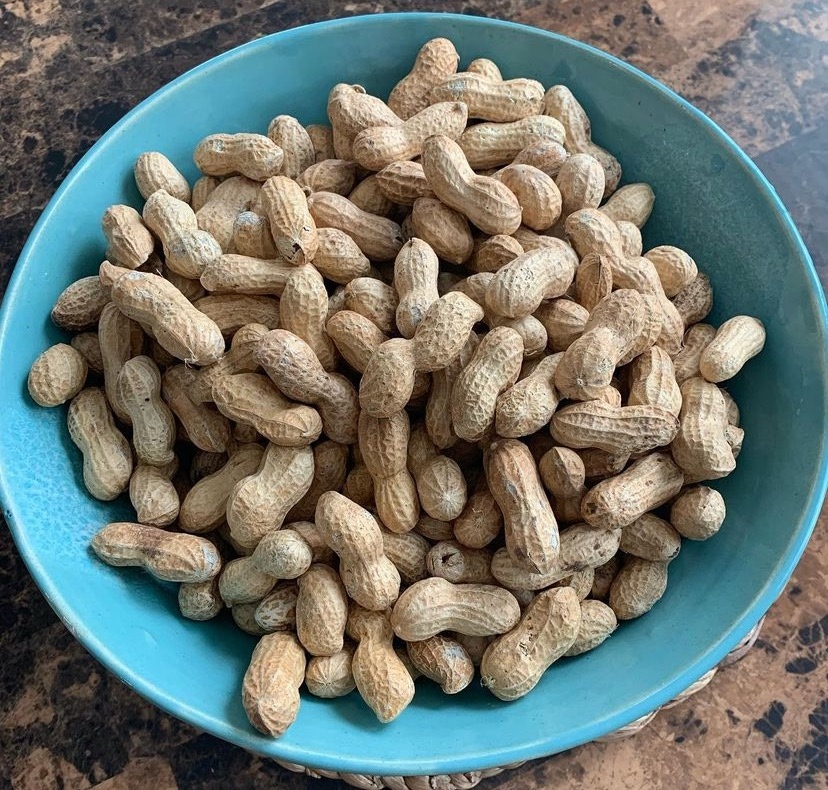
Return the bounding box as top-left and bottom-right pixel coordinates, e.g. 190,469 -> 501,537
699,316 -> 766,383
671,485 -> 727,540
134,152 -> 191,202
493,164 -> 561,231
644,246 -> 698,297
609,557 -> 669,620
129,462 -> 179,527
219,556 -> 276,606
178,577 -> 223,621
305,644 -> 357,698
453,489 -> 503,549
564,599 -> 618,656
194,133 -> 284,181
28,343 -> 88,407
92,522 -> 220,582
254,583 -> 299,632
296,564 -> 349,657
102,205 -> 155,270
407,424 -> 468,521
409,198 -> 474,265
407,634 -> 474,694
620,513 -> 682,562
51,276 -> 110,332
555,153 -> 606,218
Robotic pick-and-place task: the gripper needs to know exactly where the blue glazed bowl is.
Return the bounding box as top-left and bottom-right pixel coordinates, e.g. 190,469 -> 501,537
0,13 -> 826,776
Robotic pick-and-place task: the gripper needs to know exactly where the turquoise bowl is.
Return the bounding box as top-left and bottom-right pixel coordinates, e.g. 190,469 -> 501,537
0,13 -> 826,776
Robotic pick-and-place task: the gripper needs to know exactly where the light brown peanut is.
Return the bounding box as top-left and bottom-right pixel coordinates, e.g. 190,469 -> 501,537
427,541 -> 494,584
194,133 -> 283,181
232,601 -> 268,634
431,72 -> 544,122
555,153 -> 605,219
610,557 -> 669,620
230,210 -> 278,258
452,327 -> 524,441
358,410 -> 420,534
495,354 -> 561,438
620,513 -> 682,562
512,139 -> 569,176
376,160 -> 434,205
699,316 -> 766,383
326,310 -> 390,373
279,264 -> 335,370
388,38 -> 460,119
381,529 -> 430,584
391,577 -> 521,640
394,238 -> 441,338
591,555 -> 622,600
581,452 -> 684,529
349,174 -> 395,217
258,175 -> 317,266
671,378 -> 735,481
28,343 -> 88,407
194,176 -> 260,251
644,245 -> 698,297
296,564 -> 349,656
288,441 -> 350,522
538,446 -> 586,521
305,644 -> 357,698
179,443 -> 263,533
143,190 -> 222,278
360,292 -> 484,418
194,294 -> 280,335
481,587 -> 580,701
71,332 -> 104,374
306,123 -> 335,163
191,323 -> 268,403
219,556 -> 276,606
600,183 -> 655,227
492,164 -> 561,231
179,577 -> 223,621
299,159 -> 357,197
52,276 -> 110,332
92,522 -> 220,582
409,197 -> 474,265
190,175 -> 220,212
674,323 -> 717,384
254,582 -> 299,632
628,346 -> 683,417
343,277 -> 399,334
162,365 -> 232,453
487,438 -> 560,574
227,443 -> 315,549
421,135 -> 522,235
307,191 -> 403,261
129,462 -> 179,527
102,205 -> 155,270
347,604 -> 415,723
468,234 -> 523,274
327,83 -> 403,160
68,387 -> 133,500
672,273 -> 714,326
458,116 -> 566,170
671,485 -> 726,540
534,299 -> 589,351
407,635 -> 474,694
564,599 -> 618,656
414,515 -> 456,542
199,253 -> 293,296
116,356 -> 176,467
134,152 -> 190,202
267,114 -> 315,179
617,221 -> 643,257
407,424 -> 468,521
256,329 -> 359,445
242,632 -> 305,737
98,301 -> 141,423
315,492 -> 401,610
251,529 -> 313,579
543,85 -> 621,195
312,227 -> 371,284
454,489 -> 503,549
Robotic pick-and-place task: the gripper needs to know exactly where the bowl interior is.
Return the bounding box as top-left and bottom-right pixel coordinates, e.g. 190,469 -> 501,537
0,13 -> 826,776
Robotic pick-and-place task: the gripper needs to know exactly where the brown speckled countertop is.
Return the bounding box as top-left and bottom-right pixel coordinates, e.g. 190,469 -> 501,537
1,2 -> 826,788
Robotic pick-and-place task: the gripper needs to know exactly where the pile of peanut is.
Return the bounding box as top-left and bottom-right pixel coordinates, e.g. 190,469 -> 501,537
27,38 -> 766,737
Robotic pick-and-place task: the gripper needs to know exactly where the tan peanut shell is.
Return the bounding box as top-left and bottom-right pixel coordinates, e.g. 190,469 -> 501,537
299,159 -> 357,196
453,489 -> 503,548
194,294 -> 280,335
279,265 -> 335,370
343,277 -> 399,335
381,529 -> 430,584
557,567 -> 594,600
394,238 -> 441,338
192,323 -> 268,403
591,555 -> 622,600
426,331 -> 479,449
610,558 -> 669,620
620,513 -> 682,562
538,446 -> 585,500
564,599 -> 618,656
534,299 -> 588,352
388,38 -> 460,119
452,327 -> 524,441
407,635 -> 474,694
600,183 -> 655,227
195,176 -> 260,251
487,439 -> 560,574
260,175 -> 319,266
305,645 -> 357,698
315,492 -> 401,610
468,234 -> 524,273
232,602 -> 268,635
495,354 -> 561,438
328,83 -> 403,159
426,541 -> 494,585
349,175 -> 394,217
628,346 -> 683,417
671,485 -> 727,540
71,332 -> 103,374
28,343 -> 87,407
296,564 -> 349,656
254,583 -> 299,632
326,310 -> 390,373
92,522 -> 220,582
674,324 -> 717,384
347,605 -> 415,723
68,387 -> 133,500
644,246 -> 698,297
407,425 -> 468,521
421,135 -> 522,236
671,378 -> 735,481
219,556 -> 276,606
391,577 -> 521,640
581,452 -> 684,530
97,301 -> 138,424
52,276 -> 110,332
414,515 -> 456,542
231,211 -> 278,259
376,160 -> 434,205
288,442 -> 350,522
699,316 -> 766,383
481,587 -> 581,700
102,205 -> 155,270
199,253 -> 293,296
306,124 -> 335,162
672,273 -> 713,326
493,164 -> 561,231
512,139 -> 569,177
162,365 -> 232,453
129,463 -> 179,527
242,633 -> 305,737
409,197 -> 474,265
555,153 -> 606,217
256,329 -> 359,445
194,133 -> 283,181
458,116 -> 566,170
134,152 -> 191,202
116,356 -> 176,467
617,221 -> 643,257
179,578 -> 223,621
179,443 -> 263,533
307,191 -> 403,261
312,227 -> 371,284
251,529 -> 313,579
431,73 -> 544,122
267,114 -> 315,179
190,175 -> 220,212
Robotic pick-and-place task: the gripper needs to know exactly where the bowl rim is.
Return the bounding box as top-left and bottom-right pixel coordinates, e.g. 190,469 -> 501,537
1,11 -> 827,775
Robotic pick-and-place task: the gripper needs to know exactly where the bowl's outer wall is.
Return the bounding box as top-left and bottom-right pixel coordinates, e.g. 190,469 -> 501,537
0,13 -> 826,776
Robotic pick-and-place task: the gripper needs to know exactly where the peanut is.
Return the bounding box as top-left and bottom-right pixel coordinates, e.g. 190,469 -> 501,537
92,522 -> 220,582
414,516 -> 456,542
28,343 -> 88,407
194,176 -> 260,251
343,277 -> 399,334
116,356 -> 176,467
233,601 -> 268,634
487,438 -> 560,574
431,72 -> 544,122
409,197 -> 474,265
311,227 -> 371,284
71,332 -> 104,374
190,175 -> 220,212
699,316 -> 766,383
495,354 -> 561,438
388,38 -> 460,119
628,346 -> 683,417
227,443 -> 315,549
288,441 -> 350,522
191,323 -> 268,403
538,446 -> 586,523
260,175 -> 319,266
254,582 -> 299,632
534,299 -> 589,351
564,599 -> 617,656
52,276 -> 110,332
617,221 -> 643,257
298,159 -> 357,195
134,152 -> 190,202
381,529 -> 430,584
242,633 -> 305,737
67,387 -> 133,501
620,513 -> 681,562
349,174 -> 395,217
267,115 -> 315,179
407,635 -> 474,694
179,577 -> 223,621
327,83 -> 402,161
458,116 -> 566,170
557,567 -> 595,600
493,164 -> 561,231
644,245 -> 698,297
279,265 -> 336,370
407,424 -> 468,521
161,365 -> 232,453
102,205 -> 155,270
591,555 -> 622,600
194,133 -> 283,181
315,492 -> 401,610
129,462 -> 179,527
392,577 -> 521,640
376,160 -> 434,205
193,294 -> 280,335
600,183 -> 655,227
671,378 -> 735,481
610,557 -> 669,620
453,489 -> 503,548
306,644 -> 357,698
394,238 -> 441,338
306,123 -> 335,163
251,529 -> 312,579
512,139 -> 569,176
427,541 -> 494,584
296,564 -> 349,656
256,329 -> 359,445
219,556 -> 276,606
673,323 -> 717,384
97,302 -> 139,423
199,253 -> 293,296
347,604 -> 415,723
421,135 -> 522,235
481,587 -> 581,701
671,485 -> 727,540
468,234 -> 523,274
581,452 -> 684,529
672,273 -> 714,326
555,153 -> 605,219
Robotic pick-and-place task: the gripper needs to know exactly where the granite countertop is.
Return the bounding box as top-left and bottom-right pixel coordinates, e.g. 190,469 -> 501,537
1,1 -> 826,788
